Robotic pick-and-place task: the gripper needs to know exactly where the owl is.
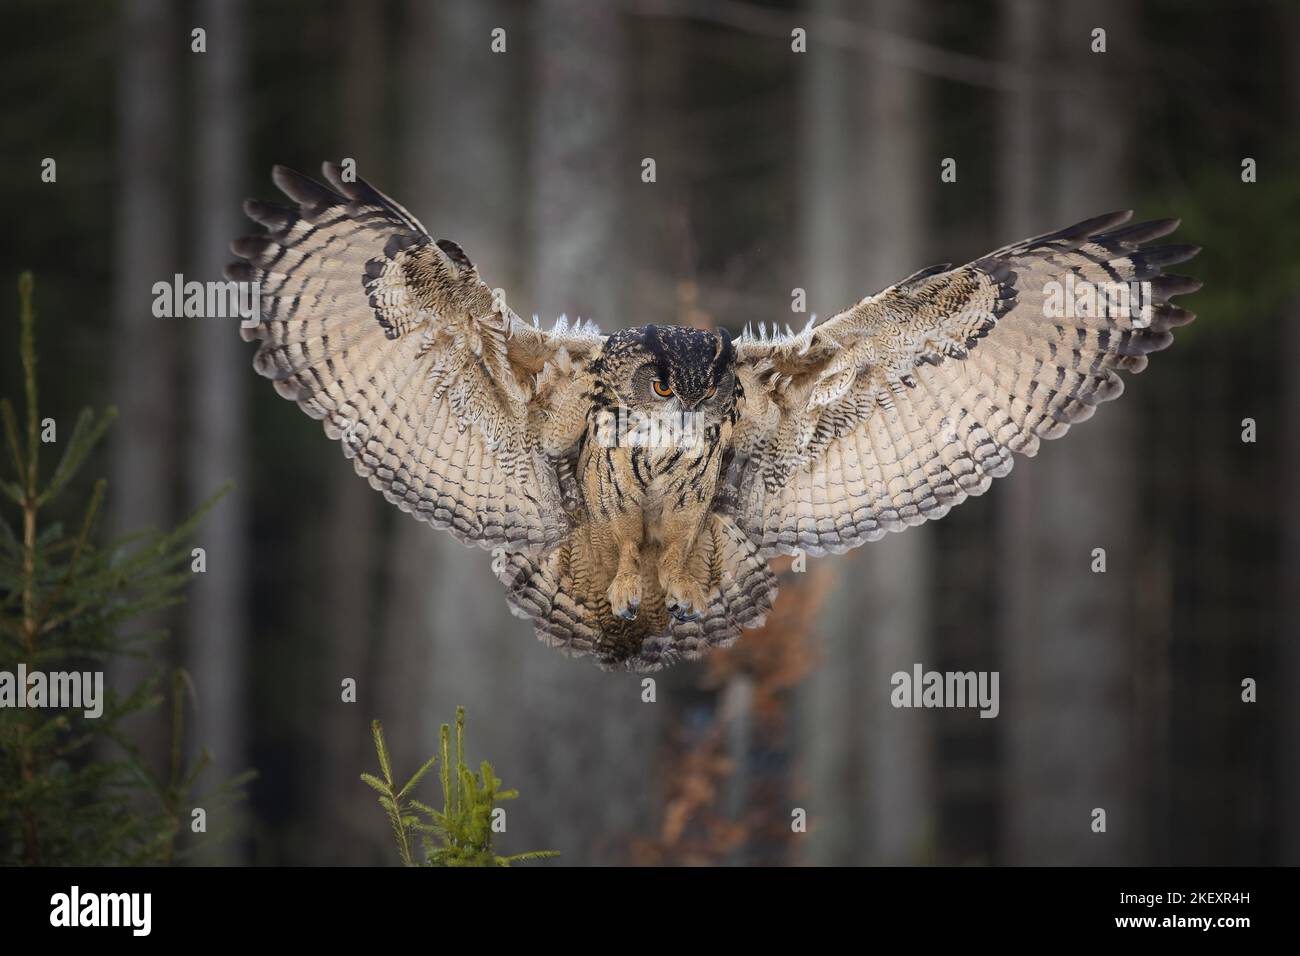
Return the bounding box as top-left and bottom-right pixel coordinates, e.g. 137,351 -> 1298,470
229,163 -> 1200,671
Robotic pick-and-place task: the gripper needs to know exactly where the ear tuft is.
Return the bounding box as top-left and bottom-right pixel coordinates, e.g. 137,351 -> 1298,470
713,327 -> 734,372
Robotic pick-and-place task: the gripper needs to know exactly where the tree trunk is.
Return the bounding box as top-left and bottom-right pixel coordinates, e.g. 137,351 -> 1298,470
109,0 -> 179,774
997,0 -> 1140,865
797,0 -> 933,866
515,0 -> 660,865
316,0 -> 386,865
186,0 -> 249,864
375,0 -> 526,789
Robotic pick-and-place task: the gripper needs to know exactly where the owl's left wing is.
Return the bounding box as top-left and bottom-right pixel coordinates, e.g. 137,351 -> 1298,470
728,211 -> 1200,558
229,163 -> 604,553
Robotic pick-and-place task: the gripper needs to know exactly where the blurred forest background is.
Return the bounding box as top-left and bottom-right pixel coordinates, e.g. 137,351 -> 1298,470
2,0 -> 1298,866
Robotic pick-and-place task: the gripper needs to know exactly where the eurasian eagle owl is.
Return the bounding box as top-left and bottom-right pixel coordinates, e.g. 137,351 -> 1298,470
229,163 -> 1200,671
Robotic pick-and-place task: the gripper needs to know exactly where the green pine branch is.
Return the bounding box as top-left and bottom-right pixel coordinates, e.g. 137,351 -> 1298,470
0,273 -> 252,865
364,707 -> 557,867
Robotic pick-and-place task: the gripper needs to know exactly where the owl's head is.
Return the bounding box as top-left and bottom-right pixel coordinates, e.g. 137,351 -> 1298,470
598,324 -> 737,422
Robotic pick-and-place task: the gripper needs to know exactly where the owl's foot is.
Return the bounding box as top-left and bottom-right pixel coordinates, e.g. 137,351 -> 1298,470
663,575 -> 708,622
607,572 -> 642,621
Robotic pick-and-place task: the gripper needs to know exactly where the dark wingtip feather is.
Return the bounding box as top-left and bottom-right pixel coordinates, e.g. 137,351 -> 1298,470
224,260 -> 253,281
1134,243 -> 1201,271
320,160 -> 360,200
243,198 -> 295,230
1015,210 -> 1132,254
271,165 -> 343,210
1100,217 -> 1181,245
269,164 -> 301,192
230,235 -> 274,262
1152,274 -> 1204,298
1062,209 -> 1134,240
314,160 -> 430,236
1151,304 -> 1196,328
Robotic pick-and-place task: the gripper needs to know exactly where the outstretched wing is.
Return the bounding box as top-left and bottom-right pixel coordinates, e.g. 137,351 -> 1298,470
729,211 -> 1200,557
229,162 -> 604,552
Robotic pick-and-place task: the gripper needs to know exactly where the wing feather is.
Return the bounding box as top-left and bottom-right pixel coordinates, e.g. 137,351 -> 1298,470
731,211 -> 1201,557
230,163 -> 605,552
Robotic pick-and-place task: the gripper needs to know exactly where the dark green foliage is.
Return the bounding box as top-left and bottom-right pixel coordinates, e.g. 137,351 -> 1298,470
1156,166 -> 1300,336
0,273 -> 252,865
364,707 -> 557,867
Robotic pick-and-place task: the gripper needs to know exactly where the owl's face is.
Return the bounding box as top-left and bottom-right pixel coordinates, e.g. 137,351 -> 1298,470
599,325 -> 737,426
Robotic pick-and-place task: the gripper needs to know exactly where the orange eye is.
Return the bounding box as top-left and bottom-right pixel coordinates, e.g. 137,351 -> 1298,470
652,380 -> 674,398
705,386 -> 717,399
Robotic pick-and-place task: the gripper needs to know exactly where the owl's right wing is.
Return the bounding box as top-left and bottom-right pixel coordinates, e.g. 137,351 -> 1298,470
229,163 -> 604,553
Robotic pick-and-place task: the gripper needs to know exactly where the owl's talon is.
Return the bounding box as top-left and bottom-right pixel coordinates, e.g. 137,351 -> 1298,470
668,603 -> 699,622
664,577 -> 708,623
607,573 -> 642,622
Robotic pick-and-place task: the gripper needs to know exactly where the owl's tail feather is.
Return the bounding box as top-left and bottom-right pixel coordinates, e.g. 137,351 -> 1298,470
497,513 -> 777,672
